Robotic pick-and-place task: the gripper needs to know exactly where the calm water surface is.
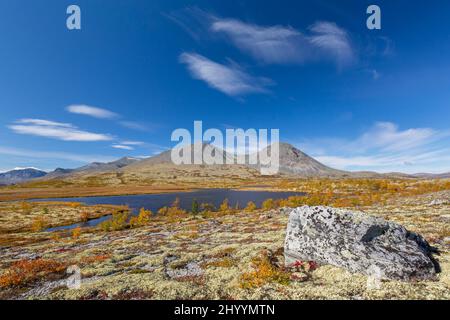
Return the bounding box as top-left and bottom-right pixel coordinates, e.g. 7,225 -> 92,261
37,189 -> 304,231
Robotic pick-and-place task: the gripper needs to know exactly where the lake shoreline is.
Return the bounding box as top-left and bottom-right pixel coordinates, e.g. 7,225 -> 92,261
33,189 -> 306,231
0,185 -> 296,202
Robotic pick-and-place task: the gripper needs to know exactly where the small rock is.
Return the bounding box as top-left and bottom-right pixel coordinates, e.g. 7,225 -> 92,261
164,262 -> 203,280
163,254 -> 203,280
429,199 -> 448,206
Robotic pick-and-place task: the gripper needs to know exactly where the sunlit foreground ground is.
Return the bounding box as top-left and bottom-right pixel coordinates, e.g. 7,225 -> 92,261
0,179 -> 449,299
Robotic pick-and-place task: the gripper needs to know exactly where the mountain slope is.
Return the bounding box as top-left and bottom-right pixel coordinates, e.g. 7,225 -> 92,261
412,172 -> 450,179
0,168 -> 47,185
76,157 -> 141,173
254,142 -> 347,177
43,157 -> 142,179
125,143 -> 234,169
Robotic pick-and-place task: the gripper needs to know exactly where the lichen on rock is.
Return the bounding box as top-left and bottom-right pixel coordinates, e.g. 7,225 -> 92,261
284,206 -> 440,280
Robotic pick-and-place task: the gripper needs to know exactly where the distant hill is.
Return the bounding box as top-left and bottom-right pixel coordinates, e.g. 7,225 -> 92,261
43,157 -> 142,179
75,157 -> 141,173
411,172 -> 450,179
43,168 -> 75,179
0,168 -> 47,185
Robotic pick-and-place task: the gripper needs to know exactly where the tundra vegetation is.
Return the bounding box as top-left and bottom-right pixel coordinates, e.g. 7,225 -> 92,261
0,178 -> 449,299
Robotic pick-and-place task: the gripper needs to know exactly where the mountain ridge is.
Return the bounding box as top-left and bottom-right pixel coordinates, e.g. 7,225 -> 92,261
0,168 -> 48,185
2,143 -> 449,185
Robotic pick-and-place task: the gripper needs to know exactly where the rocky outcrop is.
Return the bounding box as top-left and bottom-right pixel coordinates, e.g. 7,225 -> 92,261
284,206 -> 440,280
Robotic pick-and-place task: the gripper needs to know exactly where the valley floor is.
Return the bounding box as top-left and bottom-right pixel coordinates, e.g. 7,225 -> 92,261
0,190 -> 449,300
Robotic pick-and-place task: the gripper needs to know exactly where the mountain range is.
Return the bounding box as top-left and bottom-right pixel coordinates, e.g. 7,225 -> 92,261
0,143 -> 448,185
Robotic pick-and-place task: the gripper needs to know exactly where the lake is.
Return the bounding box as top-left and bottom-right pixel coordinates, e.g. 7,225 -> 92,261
39,189 -> 304,231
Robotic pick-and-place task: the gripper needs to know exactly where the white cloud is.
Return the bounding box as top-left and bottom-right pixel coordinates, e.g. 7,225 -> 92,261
179,52 -> 273,96
112,144 -> 134,150
298,122 -> 450,173
354,122 -> 437,153
0,146 -> 116,164
308,21 -> 354,67
67,105 -> 119,119
208,16 -> 354,66
315,151 -> 450,174
16,119 -> 73,127
119,121 -> 150,131
67,105 -> 153,132
120,140 -> 144,146
211,19 -> 308,64
9,118 -> 112,142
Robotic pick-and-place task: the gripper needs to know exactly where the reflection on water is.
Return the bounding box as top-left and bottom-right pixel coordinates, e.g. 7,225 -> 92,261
38,189 -> 304,231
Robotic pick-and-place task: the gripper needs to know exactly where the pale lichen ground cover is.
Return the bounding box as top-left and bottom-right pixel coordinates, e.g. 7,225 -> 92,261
0,191 -> 448,300
0,202 -> 126,247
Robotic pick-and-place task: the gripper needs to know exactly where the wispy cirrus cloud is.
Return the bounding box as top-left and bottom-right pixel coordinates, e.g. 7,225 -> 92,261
67,105 -> 119,119
212,18 -> 354,67
120,140 -> 144,146
297,122 -> 450,173
179,52 -> 273,96
308,21 -> 354,67
8,118 -> 153,153
113,141 -> 166,153
67,104 -> 152,132
0,145 -> 117,164
351,122 -> 438,153
8,119 -> 113,142
112,144 -> 134,150
118,121 -> 151,132
170,9 -> 355,67
211,19 -> 307,64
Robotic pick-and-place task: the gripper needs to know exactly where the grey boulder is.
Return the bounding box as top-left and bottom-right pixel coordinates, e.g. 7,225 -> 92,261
284,206 -> 440,280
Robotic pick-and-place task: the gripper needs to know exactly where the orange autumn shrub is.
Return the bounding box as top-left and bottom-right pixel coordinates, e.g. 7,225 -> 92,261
239,250 -> 290,289
72,227 -> 82,239
0,259 -> 66,288
80,211 -> 90,222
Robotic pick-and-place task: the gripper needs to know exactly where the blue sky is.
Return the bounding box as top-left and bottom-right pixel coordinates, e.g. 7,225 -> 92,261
0,0 -> 449,173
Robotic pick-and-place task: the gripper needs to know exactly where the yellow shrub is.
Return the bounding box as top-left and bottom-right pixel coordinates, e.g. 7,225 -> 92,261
51,232 -> 62,242
245,201 -> 257,212
31,216 -> 47,232
72,227 -> 82,239
157,206 -> 187,221
99,210 -> 130,232
20,202 -> 33,214
239,250 -> 290,289
219,199 -> 230,212
130,208 -> 152,228
262,198 -> 275,210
